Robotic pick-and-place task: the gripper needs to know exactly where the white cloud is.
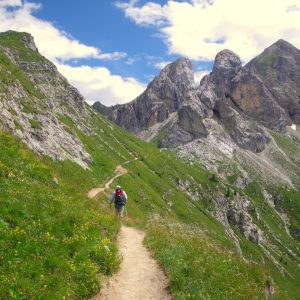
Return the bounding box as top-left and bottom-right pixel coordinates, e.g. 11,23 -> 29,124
115,0 -> 168,26
0,2 -> 127,61
56,63 -> 146,106
0,0 -> 21,7
117,0 -> 300,62
0,1 -> 146,105
154,60 -> 172,69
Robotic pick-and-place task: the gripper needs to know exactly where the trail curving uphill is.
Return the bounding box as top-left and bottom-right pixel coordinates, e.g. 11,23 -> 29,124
87,165 -> 128,199
93,226 -> 171,300
88,158 -> 171,299
87,155 -> 140,199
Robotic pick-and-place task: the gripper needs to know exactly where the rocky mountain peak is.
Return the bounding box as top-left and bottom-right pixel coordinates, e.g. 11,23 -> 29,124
95,39 -> 300,155
92,101 -> 116,116
21,32 -> 39,52
159,57 -> 194,91
268,38 -> 298,53
212,49 -> 241,73
0,30 -> 39,52
238,38 -> 300,129
249,39 -> 300,70
207,49 -> 242,100
94,57 -> 195,134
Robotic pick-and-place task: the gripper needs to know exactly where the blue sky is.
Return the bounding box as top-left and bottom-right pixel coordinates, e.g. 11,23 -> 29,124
0,0 -> 299,105
33,0 -> 177,82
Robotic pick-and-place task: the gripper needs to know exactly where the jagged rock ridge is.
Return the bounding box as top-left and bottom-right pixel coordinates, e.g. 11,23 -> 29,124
106,57 -> 195,135
94,39 -> 300,153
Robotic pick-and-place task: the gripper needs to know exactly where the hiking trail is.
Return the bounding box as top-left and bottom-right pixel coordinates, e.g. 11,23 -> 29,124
87,165 -> 128,199
88,158 -> 171,299
87,155 -> 140,199
93,226 -> 171,300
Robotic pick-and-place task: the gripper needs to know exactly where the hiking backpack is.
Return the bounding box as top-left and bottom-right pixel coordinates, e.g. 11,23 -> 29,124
115,188 -> 125,206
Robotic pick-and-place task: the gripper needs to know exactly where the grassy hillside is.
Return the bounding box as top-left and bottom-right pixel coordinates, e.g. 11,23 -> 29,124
50,107 -> 300,299
0,131 -> 120,299
2,104 -> 300,298
145,218 -> 284,300
0,31 -> 300,299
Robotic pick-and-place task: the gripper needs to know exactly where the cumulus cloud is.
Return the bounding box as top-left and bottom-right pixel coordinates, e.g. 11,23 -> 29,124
0,1 -> 146,104
57,63 -> 145,106
0,2 -> 127,61
117,0 -> 300,62
0,0 -> 22,7
115,0 -> 168,26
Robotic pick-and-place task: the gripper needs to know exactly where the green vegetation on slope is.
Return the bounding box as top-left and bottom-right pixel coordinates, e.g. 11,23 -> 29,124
257,51 -> 278,68
270,131 -> 300,240
0,31 -> 300,299
0,50 -> 45,99
0,31 -> 44,62
277,187 -> 300,241
72,108 -> 294,299
2,106 -> 300,298
0,131 -> 120,299
3,100 -> 300,298
145,218 -> 270,300
243,182 -> 300,299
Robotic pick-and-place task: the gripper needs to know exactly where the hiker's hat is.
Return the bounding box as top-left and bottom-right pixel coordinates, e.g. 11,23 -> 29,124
116,185 -> 121,189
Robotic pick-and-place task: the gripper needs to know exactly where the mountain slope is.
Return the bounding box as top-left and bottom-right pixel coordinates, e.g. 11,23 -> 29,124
93,39 -> 300,240
230,39 -> 300,131
0,31 -> 300,299
0,130 -> 120,299
0,30 -> 92,168
97,39 -> 300,144
94,40 -> 300,181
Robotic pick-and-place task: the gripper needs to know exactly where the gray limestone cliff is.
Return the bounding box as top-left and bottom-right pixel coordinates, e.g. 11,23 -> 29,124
231,40 -> 300,131
0,31 -> 92,168
105,57 -> 195,135
94,39 -> 300,154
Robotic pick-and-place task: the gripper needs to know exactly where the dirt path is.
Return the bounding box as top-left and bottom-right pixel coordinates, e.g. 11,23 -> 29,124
87,165 -> 128,199
94,226 -> 171,300
88,156 -> 171,299
87,155 -> 140,199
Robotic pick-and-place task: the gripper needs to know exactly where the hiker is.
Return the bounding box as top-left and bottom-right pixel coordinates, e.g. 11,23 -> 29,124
109,185 -> 128,218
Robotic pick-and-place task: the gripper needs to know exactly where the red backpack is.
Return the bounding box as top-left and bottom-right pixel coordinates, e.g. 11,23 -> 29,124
115,188 -> 125,206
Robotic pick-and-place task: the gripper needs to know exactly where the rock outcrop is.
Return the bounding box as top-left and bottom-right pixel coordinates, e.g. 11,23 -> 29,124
213,191 -> 263,244
231,40 -> 300,130
19,31 -> 39,52
0,31 -> 92,168
94,39 -> 300,154
200,48 -> 271,152
105,57 -> 195,135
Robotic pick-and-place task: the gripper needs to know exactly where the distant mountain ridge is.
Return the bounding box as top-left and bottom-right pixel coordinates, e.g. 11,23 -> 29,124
94,39 -> 300,152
